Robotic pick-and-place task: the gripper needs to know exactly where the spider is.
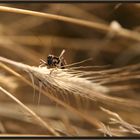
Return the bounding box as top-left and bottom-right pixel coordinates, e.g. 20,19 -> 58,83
39,49 -> 66,69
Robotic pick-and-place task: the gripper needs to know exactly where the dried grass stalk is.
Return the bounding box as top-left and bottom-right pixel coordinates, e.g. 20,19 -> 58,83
0,6 -> 140,41
0,87 -> 60,136
100,107 -> 140,135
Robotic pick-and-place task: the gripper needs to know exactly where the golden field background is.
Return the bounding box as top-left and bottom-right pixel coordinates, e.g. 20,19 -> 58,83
0,3 -> 140,136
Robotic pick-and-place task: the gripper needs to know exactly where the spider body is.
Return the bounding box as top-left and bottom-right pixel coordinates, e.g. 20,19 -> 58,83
40,49 -> 66,69
47,55 -> 59,66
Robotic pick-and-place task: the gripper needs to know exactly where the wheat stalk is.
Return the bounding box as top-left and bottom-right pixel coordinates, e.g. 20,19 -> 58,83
0,87 -> 60,136
100,107 -> 140,135
0,6 -> 140,41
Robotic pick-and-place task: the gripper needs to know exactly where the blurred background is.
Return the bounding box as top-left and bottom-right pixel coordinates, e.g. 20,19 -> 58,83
0,3 -> 140,136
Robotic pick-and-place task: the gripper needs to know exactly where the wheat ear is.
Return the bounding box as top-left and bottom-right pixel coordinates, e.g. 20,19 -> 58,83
0,61 -> 103,131
0,56 -> 140,110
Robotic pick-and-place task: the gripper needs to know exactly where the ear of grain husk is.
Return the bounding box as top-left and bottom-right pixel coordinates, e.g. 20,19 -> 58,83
0,56 -> 140,110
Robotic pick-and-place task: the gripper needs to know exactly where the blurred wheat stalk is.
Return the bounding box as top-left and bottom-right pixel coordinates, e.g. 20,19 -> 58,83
0,5 -> 140,41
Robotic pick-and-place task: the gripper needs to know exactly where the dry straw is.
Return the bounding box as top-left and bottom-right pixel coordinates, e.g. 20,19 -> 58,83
0,6 -> 140,42
100,107 -> 140,136
0,87 -> 60,136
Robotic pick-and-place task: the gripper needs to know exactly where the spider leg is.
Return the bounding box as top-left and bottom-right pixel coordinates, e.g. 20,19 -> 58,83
39,59 -> 47,67
59,49 -> 65,59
